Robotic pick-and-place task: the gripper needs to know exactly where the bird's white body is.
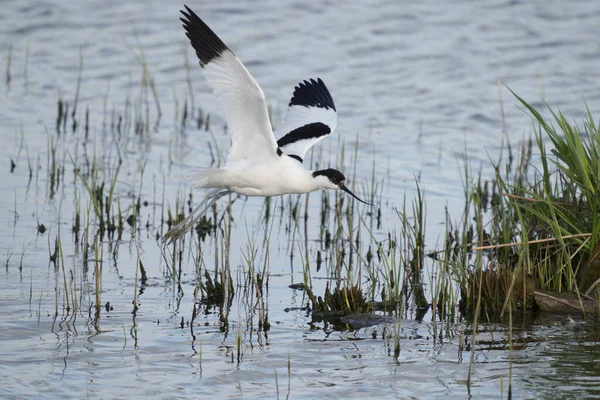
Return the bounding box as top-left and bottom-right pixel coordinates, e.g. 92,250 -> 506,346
189,157 -> 330,197
163,6 -> 369,243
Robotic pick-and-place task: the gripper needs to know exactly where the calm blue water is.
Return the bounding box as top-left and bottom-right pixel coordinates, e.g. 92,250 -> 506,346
2,0 -> 600,398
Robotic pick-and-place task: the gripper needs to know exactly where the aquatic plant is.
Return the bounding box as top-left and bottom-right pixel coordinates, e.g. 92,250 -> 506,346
451,93 -> 600,317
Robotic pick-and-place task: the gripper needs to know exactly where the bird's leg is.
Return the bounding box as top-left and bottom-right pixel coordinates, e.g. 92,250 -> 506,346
163,189 -> 233,244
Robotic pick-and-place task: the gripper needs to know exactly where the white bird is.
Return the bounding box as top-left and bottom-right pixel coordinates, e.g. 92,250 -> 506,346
164,5 -> 370,243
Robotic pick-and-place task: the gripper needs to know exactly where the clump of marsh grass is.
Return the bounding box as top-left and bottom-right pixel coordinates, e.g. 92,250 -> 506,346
452,92 -> 600,317
511,93 -> 600,290
305,283 -> 368,316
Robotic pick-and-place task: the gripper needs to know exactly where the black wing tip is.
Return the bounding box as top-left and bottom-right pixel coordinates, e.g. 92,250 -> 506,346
179,5 -> 196,28
289,77 -> 336,111
180,5 -> 198,23
180,5 -> 229,67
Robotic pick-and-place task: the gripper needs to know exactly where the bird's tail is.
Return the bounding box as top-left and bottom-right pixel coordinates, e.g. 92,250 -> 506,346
186,167 -> 226,189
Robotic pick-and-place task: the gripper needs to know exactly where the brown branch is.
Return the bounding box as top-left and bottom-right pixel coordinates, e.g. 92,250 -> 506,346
472,233 -> 592,251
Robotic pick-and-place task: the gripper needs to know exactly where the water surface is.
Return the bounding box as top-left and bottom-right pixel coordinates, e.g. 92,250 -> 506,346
2,0 -> 600,398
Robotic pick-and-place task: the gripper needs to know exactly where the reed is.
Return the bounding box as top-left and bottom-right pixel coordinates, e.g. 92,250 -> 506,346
71,46 -> 84,133
5,44 -> 12,86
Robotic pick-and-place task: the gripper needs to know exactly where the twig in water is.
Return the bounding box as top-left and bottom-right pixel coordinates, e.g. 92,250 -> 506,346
472,233 -> 592,251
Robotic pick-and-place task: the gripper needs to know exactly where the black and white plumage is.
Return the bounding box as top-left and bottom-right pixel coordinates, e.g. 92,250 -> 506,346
164,5 -> 370,243
275,78 -> 337,163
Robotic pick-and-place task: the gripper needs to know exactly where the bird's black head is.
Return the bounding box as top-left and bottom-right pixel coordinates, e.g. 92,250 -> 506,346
312,168 -> 346,185
312,169 -> 371,205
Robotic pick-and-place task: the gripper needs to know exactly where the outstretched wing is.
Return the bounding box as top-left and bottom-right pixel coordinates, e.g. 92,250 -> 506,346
180,6 -> 278,164
274,78 -> 337,163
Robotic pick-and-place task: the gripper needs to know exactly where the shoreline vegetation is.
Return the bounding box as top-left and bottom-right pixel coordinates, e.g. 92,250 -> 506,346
458,91 -> 600,318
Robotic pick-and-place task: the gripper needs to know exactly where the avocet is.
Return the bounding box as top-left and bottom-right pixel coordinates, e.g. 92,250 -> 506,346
164,6 -> 370,243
